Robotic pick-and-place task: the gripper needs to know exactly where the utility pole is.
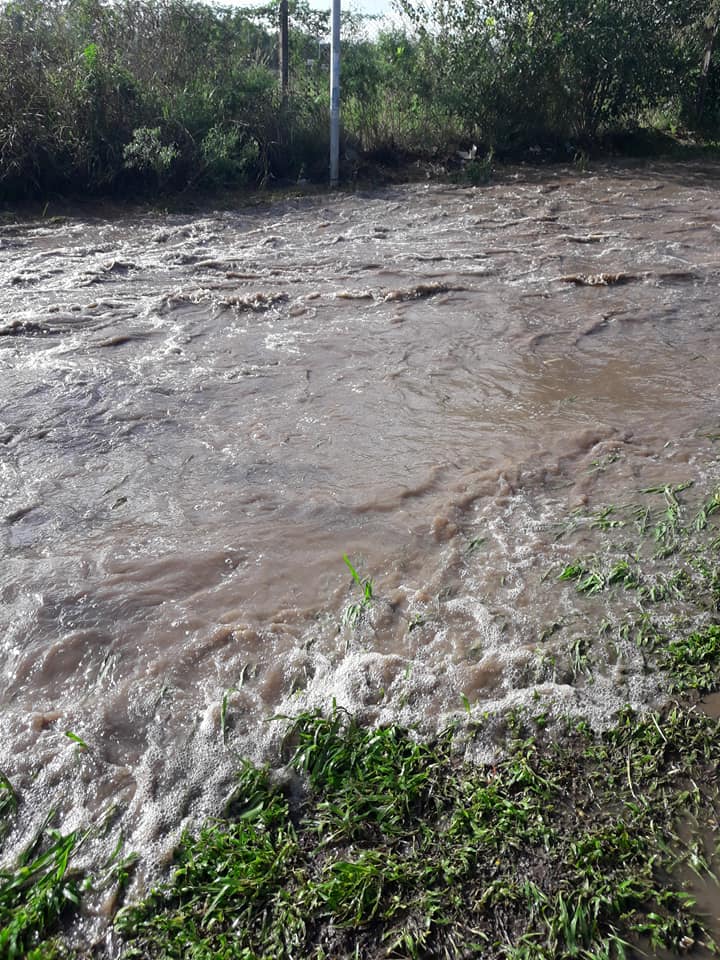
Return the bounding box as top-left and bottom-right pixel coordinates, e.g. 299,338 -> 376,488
279,0 -> 289,103
330,0 -> 341,185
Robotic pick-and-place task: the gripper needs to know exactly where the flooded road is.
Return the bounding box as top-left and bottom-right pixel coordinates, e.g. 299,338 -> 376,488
2,162 -> 720,902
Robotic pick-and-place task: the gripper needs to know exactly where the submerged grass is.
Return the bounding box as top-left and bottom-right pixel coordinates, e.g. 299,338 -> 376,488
0,775 -> 134,959
556,480 -> 720,694
341,554 -> 375,630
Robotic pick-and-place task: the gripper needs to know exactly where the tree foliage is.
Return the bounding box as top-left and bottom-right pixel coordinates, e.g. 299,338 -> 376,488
395,0 -> 720,144
0,0 -> 718,200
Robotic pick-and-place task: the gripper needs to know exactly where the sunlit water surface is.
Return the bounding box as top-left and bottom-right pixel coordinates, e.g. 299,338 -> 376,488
2,162 -> 720,946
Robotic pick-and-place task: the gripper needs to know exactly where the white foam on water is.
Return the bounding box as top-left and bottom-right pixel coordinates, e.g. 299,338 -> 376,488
3,167 -> 720,952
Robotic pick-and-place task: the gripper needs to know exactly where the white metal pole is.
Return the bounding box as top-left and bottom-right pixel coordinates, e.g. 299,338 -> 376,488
330,0 -> 341,185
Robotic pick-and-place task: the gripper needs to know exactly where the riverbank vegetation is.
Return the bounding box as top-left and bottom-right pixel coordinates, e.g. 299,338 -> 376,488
1,0 -> 720,201
116,706 -> 720,959
4,709 -> 720,958
3,478 -> 720,957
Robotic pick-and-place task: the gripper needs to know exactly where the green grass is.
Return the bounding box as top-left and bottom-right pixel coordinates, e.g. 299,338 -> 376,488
0,774 -> 17,847
114,706 -> 720,959
0,805 -> 84,960
0,774 -> 135,960
554,480 -> 720,695
667,624 -> 720,693
341,554 -> 375,629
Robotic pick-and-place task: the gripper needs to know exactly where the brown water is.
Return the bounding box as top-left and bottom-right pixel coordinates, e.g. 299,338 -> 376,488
2,162 -> 720,932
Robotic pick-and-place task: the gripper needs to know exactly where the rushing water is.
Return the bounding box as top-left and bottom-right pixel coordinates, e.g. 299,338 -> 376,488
2,161 -> 720,938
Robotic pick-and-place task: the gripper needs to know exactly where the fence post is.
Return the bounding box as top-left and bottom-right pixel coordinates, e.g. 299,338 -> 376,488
330,0 -> 341,185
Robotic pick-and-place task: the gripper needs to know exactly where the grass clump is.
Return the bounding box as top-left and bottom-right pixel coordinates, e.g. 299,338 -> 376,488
0,799 -> 84,960
116,706 -> 720,959
341,554 -> 375,629
11,481 -> 720,958
555,480 -> 720,694
0,774 -> 17,846
666,624 -> 720,693
0,770 -> 135,959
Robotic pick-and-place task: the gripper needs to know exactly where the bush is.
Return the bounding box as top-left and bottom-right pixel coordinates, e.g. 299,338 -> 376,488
123,127 -> 179,188
0,0 -> 718,201
395,0 -> 707,149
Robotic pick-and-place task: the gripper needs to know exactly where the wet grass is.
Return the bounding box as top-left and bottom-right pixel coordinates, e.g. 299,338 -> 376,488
0,775 -> 16,846
6,480 -> 720,957
115,706 -> 720,959
341,554 -> 375,629
0,801 -> 84,960
555,479 -> 720,694
0,775 -> 135,959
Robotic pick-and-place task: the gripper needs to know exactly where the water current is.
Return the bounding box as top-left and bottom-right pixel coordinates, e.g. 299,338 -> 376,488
2,161 -> 720,941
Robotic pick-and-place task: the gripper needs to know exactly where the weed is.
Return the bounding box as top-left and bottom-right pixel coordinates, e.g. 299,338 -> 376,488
63,731 -> 88,752
666,624 -> 720,693
590,505 -> 625,530
0,777 -> 134,959
220,688 -> 236,748
341,554 -> 374,628
12,482 -> 720,959
0,773 -> 17,844
467,535 -> 487,552
570,636 -> 592,679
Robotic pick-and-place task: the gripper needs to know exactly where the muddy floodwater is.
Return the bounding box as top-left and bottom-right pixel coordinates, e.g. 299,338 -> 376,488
2,162 -> 720,920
